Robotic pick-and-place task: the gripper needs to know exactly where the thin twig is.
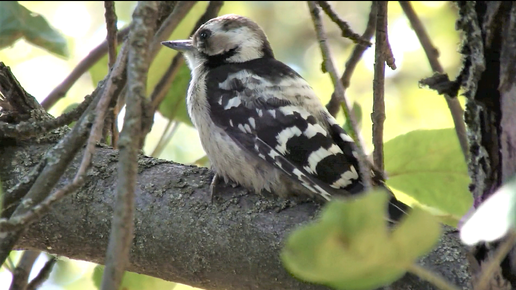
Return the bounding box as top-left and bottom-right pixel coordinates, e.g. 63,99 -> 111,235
372,1 -> 389,171
308,1 -> 372,189
100,2 -> 158,290
326,1 -> 377,117
25,256 -> 57,290
149,1 -> 197,64
317,1 -> 372,46
113,1 -> 198,139
9,250 -> 40,290
105,1 -> 118,68
399,1 -> 468,161
0,176 -> 86,232
75,38 -> 130,185
150,120 -> 179,157
103,1 -> 119,146
474,231 -> 516,290
149,1 -> 224,114
41,26 -> 131,110
408,263 -> 461,290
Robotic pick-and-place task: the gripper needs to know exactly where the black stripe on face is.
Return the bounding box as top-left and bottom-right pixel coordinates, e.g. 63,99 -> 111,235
204,47 -> 239,68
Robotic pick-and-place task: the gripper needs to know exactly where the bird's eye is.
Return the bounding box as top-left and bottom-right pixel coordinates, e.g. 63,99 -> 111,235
199,30 -> 211,40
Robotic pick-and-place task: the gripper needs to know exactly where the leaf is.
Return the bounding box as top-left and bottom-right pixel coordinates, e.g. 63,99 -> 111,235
157,62 -> 193,126
384,128 -> 472,226
281,190 -> 441,290
460,176 -> 516,245
0,1 -> 69,57
92,265 -> 177,290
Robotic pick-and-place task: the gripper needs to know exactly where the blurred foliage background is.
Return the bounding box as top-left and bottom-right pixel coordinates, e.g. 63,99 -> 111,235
0,1 -> 461,289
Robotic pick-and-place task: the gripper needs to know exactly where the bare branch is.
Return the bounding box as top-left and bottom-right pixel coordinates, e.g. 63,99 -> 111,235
41,27 -> 131,110
399,1 -> 468,161
307,1 -> 372,189
149,1 -> 198,64
104,1 -> 118,68
371,1 -> 388,171
9,250 -> 40,290
317,1 -> 372,46
0,176 -> 86,232
113,1 -> 198,139
326,1 -> 377,117
76,42 -> 129,184
100,2 -> 158,290
103,1 -> 119,146
25,256 -> 57,290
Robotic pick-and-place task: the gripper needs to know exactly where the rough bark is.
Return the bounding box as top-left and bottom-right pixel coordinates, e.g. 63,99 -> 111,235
0,141 -> 471,290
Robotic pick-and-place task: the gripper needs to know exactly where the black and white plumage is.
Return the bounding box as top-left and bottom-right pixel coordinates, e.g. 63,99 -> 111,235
162,14 -> 408,221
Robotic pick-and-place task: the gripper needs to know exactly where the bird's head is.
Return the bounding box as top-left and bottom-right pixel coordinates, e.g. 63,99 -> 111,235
162,14 -> 274,68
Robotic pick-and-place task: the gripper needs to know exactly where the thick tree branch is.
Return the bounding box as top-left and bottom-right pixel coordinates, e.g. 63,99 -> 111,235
0,142 -> 472,290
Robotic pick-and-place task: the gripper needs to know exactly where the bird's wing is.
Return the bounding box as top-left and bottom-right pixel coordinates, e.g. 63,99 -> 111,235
204,58 -> 364,199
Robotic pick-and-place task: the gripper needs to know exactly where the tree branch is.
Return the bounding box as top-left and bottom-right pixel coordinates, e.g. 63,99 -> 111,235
0,142 -> 471,290
9,250 -> 40,290
372,1 -> 389,171
25,256 -> 56,290
41,27 -> 131,110
100,2 -> 158,289
399,1 -> 468,161
326,1 -> 377,117
317,1 -> 372,46
103,0 -> 119,146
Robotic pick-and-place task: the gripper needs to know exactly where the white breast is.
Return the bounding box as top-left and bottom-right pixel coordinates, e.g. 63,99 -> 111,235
186,68 -> 280,194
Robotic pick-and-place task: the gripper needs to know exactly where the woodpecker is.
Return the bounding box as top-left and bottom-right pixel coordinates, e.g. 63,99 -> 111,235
162,14 -> 409,221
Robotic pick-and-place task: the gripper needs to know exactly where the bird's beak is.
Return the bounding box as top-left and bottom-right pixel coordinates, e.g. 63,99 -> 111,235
161,40 -> 194,52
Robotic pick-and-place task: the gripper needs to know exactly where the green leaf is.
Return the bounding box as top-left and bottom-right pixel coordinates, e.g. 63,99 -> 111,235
157,62 -> 193,126
461,176 -> 516,245
281,190 -> 441,290
0,1 -> 69,57
384,128 -> 472,226
92,265 -> 177,290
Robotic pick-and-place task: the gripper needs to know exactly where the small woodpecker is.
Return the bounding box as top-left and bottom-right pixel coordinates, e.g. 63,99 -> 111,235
162,14 -> 409,221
